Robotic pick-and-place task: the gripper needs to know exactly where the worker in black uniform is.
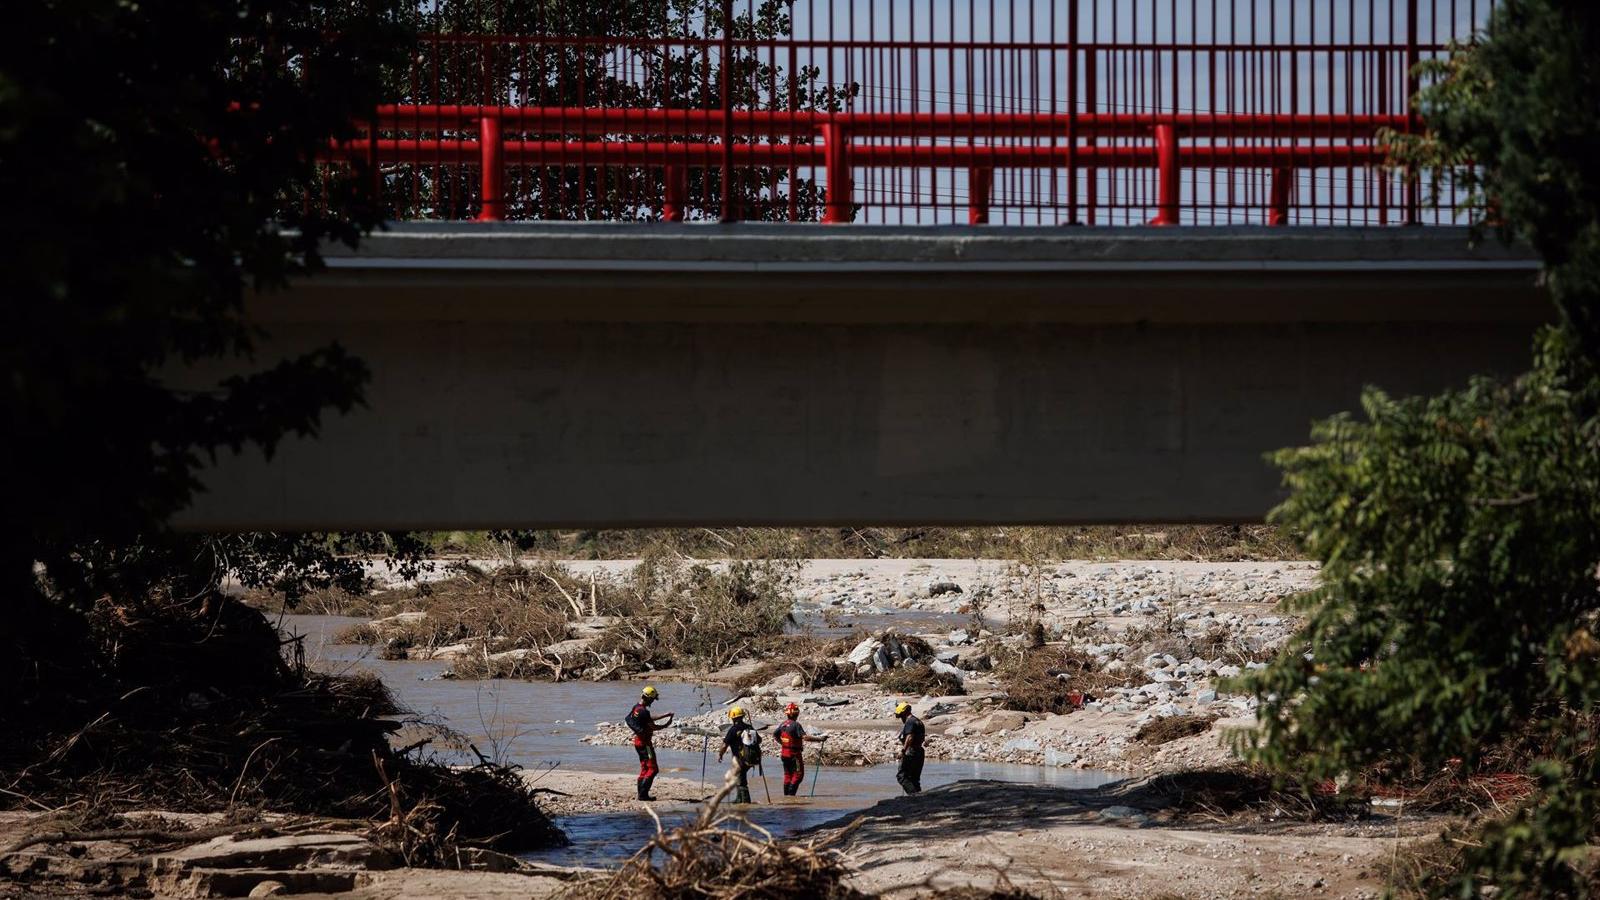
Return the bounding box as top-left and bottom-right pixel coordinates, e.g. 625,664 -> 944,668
893,701 -> 925,795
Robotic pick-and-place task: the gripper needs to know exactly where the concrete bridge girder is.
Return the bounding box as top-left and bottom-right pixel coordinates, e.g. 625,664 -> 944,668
177,225 -> 1546,529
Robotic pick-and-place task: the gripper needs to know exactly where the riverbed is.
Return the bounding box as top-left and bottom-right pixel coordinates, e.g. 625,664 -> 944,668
279,613 -> 1119,866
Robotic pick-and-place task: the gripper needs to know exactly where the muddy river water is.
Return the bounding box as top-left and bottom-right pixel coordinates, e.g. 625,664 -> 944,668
280,614 -> 1118,866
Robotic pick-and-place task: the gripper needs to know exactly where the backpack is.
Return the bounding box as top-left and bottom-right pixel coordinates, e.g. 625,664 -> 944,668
625,704 -> 647,738
738,728 -> 762,766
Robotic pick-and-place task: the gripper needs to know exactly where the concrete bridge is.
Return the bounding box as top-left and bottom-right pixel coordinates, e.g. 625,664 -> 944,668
178,224 -> 1544,529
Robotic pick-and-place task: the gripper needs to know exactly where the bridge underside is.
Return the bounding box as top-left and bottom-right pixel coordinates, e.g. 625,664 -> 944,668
178,225 -> 1546,529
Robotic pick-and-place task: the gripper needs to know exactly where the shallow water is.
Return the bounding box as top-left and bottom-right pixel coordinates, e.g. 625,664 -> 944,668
280,613 -> 1119,866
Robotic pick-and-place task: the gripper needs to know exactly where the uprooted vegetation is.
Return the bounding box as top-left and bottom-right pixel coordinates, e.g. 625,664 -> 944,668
997,645 -> 1136,714
1135,714 -> 1215,745
3,587 -> 564,862
341,550 -> 802,681
563,773 -> 1055,900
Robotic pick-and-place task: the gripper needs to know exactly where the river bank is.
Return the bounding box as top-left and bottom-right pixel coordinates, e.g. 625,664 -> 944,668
330,558 -> 1318,777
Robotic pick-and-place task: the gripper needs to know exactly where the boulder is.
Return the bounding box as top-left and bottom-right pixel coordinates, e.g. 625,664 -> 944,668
1001,736 -> 1041,752
847,638 -> 880,666
952,647 -> 992,671
972,710 -> 1030,734
929,660 -> 966,684
947,628 -> 972,645
1043,747 -> 1079,767
927,581 -> 964,597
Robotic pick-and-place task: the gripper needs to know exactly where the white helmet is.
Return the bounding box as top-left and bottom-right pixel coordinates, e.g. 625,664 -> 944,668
741,730 -> 758,746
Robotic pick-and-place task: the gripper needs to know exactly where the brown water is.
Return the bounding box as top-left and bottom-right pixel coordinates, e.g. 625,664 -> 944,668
279,613 -> 1118,866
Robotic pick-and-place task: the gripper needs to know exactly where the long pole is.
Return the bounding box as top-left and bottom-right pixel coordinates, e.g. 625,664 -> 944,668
809,753 -> 823,798
699,736 -> 709,794
757,759 -> 772,803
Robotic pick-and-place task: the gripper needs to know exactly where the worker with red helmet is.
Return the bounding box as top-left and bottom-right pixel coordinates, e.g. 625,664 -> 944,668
773,701 -> 828,796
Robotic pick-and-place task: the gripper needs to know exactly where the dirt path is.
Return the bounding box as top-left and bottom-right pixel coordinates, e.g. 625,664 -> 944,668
812,780 -> 1430,900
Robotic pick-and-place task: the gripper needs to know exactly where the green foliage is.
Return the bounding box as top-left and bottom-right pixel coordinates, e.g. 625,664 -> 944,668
1250,5 -> 1600,893
1241,329 -> 1600,896
390,0 -> 859,221
1385,0 -> 1600,357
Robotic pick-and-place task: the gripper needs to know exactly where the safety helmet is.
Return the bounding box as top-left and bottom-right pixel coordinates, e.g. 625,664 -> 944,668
784,702 -> 799,717
641,686 -> 659,701
729,706 -> 747,721
894,701 -> 912,716
742,730 -> 759,746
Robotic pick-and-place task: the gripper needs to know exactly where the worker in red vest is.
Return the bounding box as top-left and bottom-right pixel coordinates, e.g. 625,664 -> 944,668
773,701 -> 828,796
626,686 -> 673,801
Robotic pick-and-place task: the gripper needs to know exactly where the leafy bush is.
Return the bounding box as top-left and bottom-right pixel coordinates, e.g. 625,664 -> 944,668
1241,330 -> 1600,897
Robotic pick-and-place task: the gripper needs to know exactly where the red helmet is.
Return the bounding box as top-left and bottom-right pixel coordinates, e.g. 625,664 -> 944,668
784,702 -> 800,717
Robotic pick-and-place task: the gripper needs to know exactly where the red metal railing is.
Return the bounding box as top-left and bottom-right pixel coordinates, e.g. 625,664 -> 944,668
329,0 -> 1493,226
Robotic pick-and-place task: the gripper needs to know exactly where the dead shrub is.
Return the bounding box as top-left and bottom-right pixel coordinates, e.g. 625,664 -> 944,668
998,647 -> 1133,714
1135,714 -> 1214,745
877,663 -> 966,697
334,622 -> 381,645
599,550 -> 800,672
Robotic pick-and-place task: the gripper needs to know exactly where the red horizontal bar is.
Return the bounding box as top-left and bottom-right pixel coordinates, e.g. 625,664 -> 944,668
329,138 -> 1385,170
416,33 -> 1451,54
373,106 -> 1409,141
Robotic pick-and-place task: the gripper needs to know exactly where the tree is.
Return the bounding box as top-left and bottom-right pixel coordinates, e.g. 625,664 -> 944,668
0,0 -> 416,710
385,0 -> 857,221
1245,2 -> 1600,894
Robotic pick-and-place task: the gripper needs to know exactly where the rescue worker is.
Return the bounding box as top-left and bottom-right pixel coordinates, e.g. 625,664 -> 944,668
715,706 -> 757,803
893,701 -> 925,795
774,701 -> 828,796
626,686 -> 673,801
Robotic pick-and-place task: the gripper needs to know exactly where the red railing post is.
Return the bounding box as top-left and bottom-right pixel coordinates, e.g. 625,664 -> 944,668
718,0 -> 737,223
821,124 -> 852,225
663,165 -> 688,222
1404,0 -> 1422,225
476,111 -> 504,222
1269,168 -> 1292,226
968,167 -> 993,225
1148,124 -> 1180,226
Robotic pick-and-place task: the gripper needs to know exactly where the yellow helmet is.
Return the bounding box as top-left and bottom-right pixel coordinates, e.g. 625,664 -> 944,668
894,701 -> 912,716
729,706 -> 747,721
641,686 -> 659,700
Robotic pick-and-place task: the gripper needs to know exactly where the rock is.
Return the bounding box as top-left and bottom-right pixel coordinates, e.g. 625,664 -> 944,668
423,642 -> 474,660
1140,682 -> 1176,695
928,581 -> 964,597
1151,702 -> 1184,717
929,660 -> 966,684
847,638 -> 880,665
159,834 -> 400,872
1001,736 -> 1041,752
972,710 -> 1030,734
370,611 -> 426,634
1216,665 -> 1243,678
1195,689 -> 1218,705
947,629 -> 972,645
789,674 -> 806,689
542,637 -> 597,658
249,881 -> 288,898
1043,747 -> 1079,767
1099,805 -> 1148,823
872,646 -> 893,672
952,646 -> 992,671
935,650 -> 961,664
946,725 -> 969,737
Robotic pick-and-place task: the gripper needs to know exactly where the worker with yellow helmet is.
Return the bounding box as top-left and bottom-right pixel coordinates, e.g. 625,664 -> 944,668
715,705 -> 759,803
893,700 -> 925,795
626,686 -> 673,801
